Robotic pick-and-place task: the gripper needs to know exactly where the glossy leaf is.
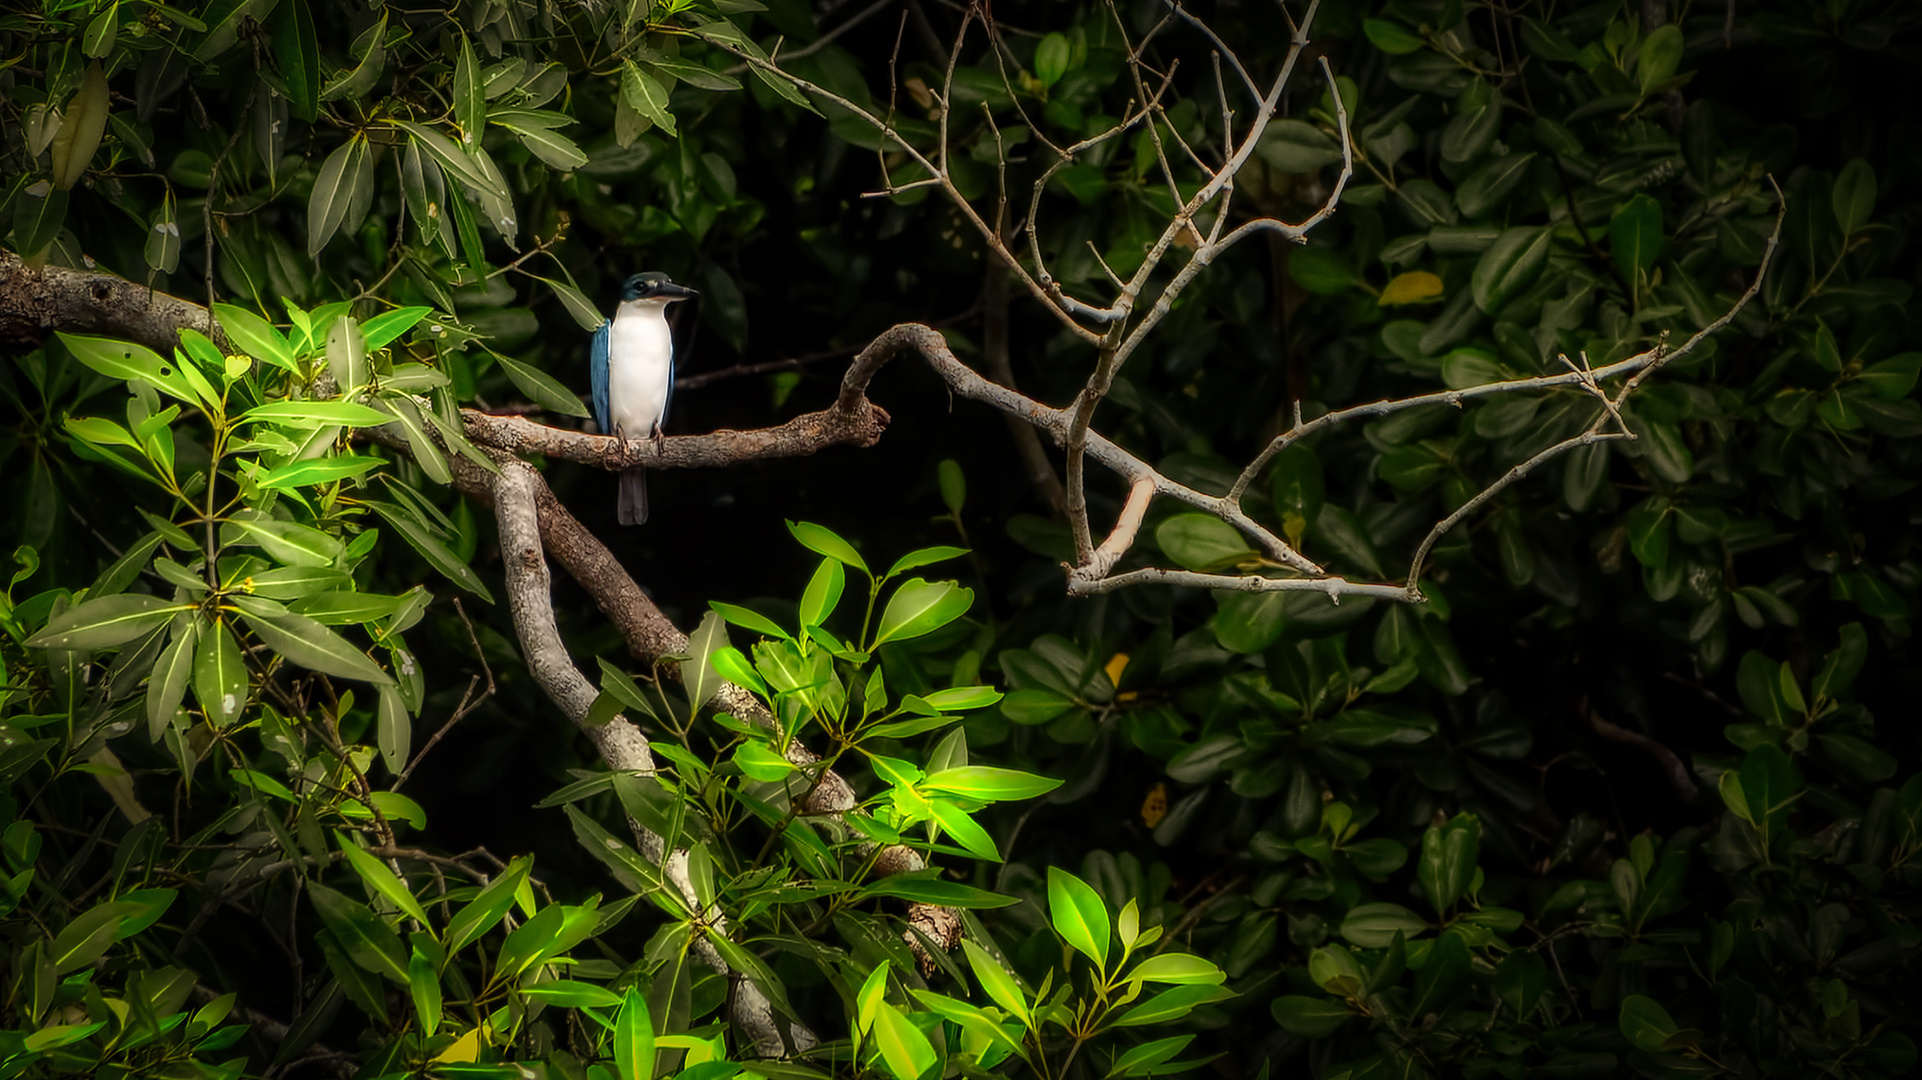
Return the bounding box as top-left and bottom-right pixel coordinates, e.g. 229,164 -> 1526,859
1048,867 -> 1110,970
26,594 -> 185,652
241,611 -> 394,686
872,578 -> 972,647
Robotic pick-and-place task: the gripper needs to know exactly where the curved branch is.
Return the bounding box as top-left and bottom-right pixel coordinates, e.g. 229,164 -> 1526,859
492,461 -> 812,1058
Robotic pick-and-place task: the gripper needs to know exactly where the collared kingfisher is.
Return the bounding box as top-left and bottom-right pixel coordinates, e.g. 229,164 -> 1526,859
590,272 -> 697,525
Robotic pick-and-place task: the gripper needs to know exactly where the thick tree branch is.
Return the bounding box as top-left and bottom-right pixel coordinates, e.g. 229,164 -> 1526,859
0,249 -> 231,355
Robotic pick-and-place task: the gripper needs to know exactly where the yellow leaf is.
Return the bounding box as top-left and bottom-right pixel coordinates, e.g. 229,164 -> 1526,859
432,1029 -> 480,1064
1104,652 -> 1130,685
1141,782 -> 1168,828
1378,271 -> 1444,307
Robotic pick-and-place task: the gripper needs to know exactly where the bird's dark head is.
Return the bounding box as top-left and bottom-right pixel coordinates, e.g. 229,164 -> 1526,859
620,272 -> 697,303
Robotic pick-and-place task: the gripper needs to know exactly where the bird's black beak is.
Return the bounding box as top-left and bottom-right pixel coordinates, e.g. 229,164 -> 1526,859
660,282 -> 699,300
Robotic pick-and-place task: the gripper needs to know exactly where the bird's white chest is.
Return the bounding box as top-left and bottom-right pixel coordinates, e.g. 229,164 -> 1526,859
606,302 -> 674,439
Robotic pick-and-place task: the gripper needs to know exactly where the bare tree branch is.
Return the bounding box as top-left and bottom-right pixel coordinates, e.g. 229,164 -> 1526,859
0,249 -> 231,356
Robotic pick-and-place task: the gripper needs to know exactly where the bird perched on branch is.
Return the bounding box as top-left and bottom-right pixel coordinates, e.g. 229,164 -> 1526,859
590,271 -> 697,525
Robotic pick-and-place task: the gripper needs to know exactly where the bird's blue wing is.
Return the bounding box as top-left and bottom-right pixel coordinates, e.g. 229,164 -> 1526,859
590,319 -> 610,435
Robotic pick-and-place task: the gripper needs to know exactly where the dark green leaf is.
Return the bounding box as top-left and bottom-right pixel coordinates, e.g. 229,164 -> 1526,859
241,611 -> 394,686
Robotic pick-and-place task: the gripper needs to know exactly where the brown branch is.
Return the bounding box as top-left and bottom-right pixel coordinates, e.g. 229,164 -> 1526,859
1581,696 -> 1701,805
458,399 -> 888,473
0,248 -> 231,356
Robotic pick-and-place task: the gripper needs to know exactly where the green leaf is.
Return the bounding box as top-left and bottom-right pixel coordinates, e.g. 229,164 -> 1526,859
146,616 -> 199,738
26,594 -> 185,651
50,903 -> 140,973
1125,952 -> 1226,986
1156,514 -> 1254,570
268,0 -> 320,121
145,199 -> 181,274
496,353 -> 590,417
377,682 -> 409,773
1048,867 -> 1110,971
732,740 -> 791,781
13,182 -> 68,259
408,945 -> 441,1035
642,58 -> 742,92
325,313 -> 369,392
1440,79 -> 1501,164
683,610 -> 729,711
373,395 -> 449,485
1858,352 -> 1920,400
307,136 -> 365,257
194,620 -> 248,727
929,800 -> 999,860
1813,623 -> 1867,700
1471,227 -> 1552,314
1271,995 -> 1351,1038
522,980 -> 624,1008
1363,18 -> 1424,54
859,874 -> 1018,908
960,938 -> 1030,1027
1109,1034 -> 1194,1077
1456,152 -> 1536,218
1115,983 -> 1234,1028
1832,158 -> 1877,236
1636,24 -> 1683,95
392,121 -> 498,199
51,63 -> 110,190
1034,32 -> 1071,88
308,883 -> 409,983
872,578 -> 972,647
1339,902 -> 1429,948
1214,592 -> 1289,655
1739,742 -> 1799,842
1619,994 -> 1679,1052
57,333 -> 199,403
1609,194 -> 1668,285
1418,814 -> 1480,916
708,601 -> 788,640
799,557 -> 845,629
337,836 -> 431,925
256,455 -> 384,490
241,611 -> 394,686
244,400 -> 394,427
455,32 -> 485,148
211,304 -> 298,372
917,685 -> 1003,711
362,307 -> 433,351
1289,246 -> 1357,295
884,545 -> 969,581
1257,119 -> 1342,174
938,459 -> 966,516
923,766 -> 1062,802
83,2 -> 118,57
367,502 -> 494,602
620,60 -> 677,138
787,520 -> 870,576
445,856 -> 532,953
1496,949 -> 1548,1020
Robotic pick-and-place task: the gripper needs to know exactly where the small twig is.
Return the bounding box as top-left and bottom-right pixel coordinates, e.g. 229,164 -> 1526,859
392,597 -> 495,790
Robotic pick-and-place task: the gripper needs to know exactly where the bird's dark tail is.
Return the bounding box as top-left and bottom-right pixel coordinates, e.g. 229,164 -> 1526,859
618,467 -> 648,525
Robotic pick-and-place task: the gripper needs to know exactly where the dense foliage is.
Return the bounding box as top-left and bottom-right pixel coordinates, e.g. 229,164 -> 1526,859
3,1 -> 1920,1079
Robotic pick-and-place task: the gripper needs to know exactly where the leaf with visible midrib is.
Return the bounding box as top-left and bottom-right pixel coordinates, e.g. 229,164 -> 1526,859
242,611 -> 394,687
27,593 -> 186,652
